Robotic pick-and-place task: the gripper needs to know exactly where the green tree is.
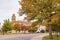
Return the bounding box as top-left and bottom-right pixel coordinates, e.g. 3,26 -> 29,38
2,19 -> 12,35
18,0 -> 60,40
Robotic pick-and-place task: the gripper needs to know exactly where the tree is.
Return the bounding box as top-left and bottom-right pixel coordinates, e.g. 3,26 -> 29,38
43,13 -> 60,37
2,19 -> 12,35
18,0 -> 60,40
13,23 -> 21,33
28,26 -> 38,33
50,13 -> 60,37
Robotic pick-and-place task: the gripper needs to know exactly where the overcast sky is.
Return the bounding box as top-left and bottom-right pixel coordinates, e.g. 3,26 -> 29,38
0,0 -> 25,26
0,0 -> 46,29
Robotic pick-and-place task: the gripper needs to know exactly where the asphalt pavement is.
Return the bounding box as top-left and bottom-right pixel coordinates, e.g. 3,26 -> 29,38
0,33 -> 48,40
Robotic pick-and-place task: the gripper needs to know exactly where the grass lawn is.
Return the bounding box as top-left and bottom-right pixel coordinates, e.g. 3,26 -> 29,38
0,32 -> 2,35
0,32 -> 12,35
43,35 -> 60,40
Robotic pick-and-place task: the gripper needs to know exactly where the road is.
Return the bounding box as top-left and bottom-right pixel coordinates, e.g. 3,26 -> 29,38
0,33 -> 47,40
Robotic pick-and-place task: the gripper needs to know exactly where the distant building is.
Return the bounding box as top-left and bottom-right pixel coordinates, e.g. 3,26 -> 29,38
11,14 -> 32,32
12,14 -> 16,22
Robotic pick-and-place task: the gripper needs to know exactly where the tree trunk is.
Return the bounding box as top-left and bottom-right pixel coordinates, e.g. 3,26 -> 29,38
3,31 -> 4,35
23,29 -> 26,34
56,32 -> 59,37
2,30 -> 5,35
16,30 -> 17,34
49,25 -> 53,40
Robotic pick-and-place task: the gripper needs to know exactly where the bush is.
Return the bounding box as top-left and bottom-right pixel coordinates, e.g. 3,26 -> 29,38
28,26 -> 38,33
40,30 -> 45,33
28,30 -> 36,33
46,29 -> 49,32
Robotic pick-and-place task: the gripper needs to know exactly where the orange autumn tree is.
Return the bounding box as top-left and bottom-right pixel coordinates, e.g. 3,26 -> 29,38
13,23 -> 21,32
18,0 -> 60,40
50,13 -> 60,33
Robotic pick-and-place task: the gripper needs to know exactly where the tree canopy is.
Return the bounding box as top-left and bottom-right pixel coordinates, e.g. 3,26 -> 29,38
2,19 -> 12,32
18,0 -> 60,26
18,0 -> 60,39
50,13 -> 60,32
13,23 -> 21,32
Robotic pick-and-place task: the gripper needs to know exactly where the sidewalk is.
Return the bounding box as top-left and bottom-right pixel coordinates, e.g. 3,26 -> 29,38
30,33 -> 49,40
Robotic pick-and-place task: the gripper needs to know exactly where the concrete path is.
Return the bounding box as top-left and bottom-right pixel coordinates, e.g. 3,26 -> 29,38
30,33 -> 48,40
0,34 -> 41,40
0,33 -> 48,40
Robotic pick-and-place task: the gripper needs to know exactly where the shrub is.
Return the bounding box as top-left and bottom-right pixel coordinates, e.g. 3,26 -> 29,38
40,30 -> 45,33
